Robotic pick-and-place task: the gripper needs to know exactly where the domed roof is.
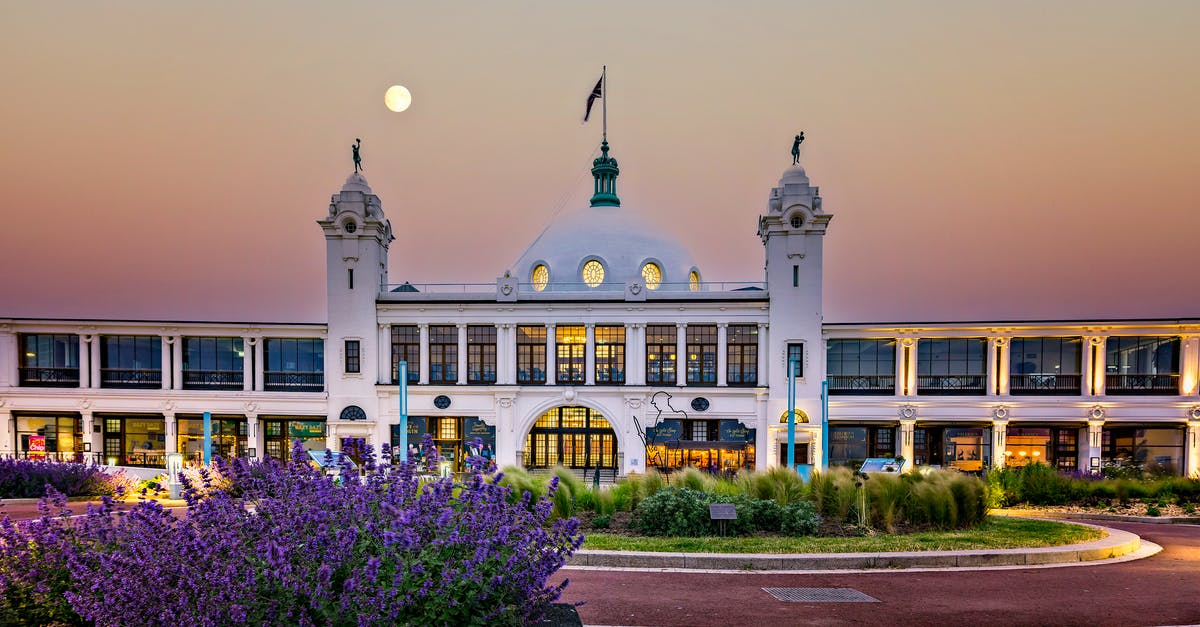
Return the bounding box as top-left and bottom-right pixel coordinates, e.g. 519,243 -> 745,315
341,172 -> 373,194
511,203 -> 700,292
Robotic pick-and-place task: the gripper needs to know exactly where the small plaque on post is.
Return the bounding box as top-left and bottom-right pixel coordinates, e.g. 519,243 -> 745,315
709,503 -> 737,520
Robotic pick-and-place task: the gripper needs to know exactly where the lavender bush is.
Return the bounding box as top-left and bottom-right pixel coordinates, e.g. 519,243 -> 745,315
0,437 -> 583,626
0,458 -> 133,499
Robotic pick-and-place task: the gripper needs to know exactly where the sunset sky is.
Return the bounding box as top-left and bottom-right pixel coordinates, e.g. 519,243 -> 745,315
2,2 -> 1197,324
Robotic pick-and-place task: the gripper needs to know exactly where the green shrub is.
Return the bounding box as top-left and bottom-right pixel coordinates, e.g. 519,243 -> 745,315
744,497 -> 785,532
1146,504 -> 1161,517
780,501 -> 822,536
676,467 -> 708,492
550,466 -> 585,500
594,487 -> 616,516
550,484 -> 575,520
633,487 -> 711,536
1014,463 -> 1071,505
591,514 -> 612,529
705,494 -> 755,536
610,482 -> 634,512
865,473 -> 909,532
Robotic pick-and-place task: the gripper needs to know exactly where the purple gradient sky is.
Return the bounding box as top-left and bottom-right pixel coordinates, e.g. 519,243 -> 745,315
1,2 -> 1197,324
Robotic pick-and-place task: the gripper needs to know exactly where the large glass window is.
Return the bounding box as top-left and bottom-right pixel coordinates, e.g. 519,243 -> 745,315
467,326 -> 497,384
263,418 -> 326,461
827,339 -> 896,395
177,416 -> 248,462
523,407 -> 616,469
516,325 -> 546,384
182,337 -> 244,390
594,325 -> 625,384
828,425 -> 896,468
916,338 -> 986,395
912,426 -> 991,472
390,325 -> 420,384
263,338 -> 324,392
101,415 -> 166,467
1102,427 -> 1183,474
645,325 -> 677,385
19,334 -> 80,387
15,414 -> 82,460
1105,336 -> 1180,395
1004,427 -> 1078,471
428,326 -> 458,384
1009,337 -> 1081,395
100,336 -> 162,388
686,325 -> 717,385
726,325 -> 758,386
555,325 -> 585,384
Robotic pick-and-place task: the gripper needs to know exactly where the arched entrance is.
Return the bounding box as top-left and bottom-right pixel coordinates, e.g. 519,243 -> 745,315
522,406 -> 618,470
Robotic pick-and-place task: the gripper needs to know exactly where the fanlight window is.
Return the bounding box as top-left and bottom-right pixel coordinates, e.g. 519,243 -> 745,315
582,260 -> 605,288
532,264 -> 549,292
641,262 -> 662,290
688,270 -> 701,292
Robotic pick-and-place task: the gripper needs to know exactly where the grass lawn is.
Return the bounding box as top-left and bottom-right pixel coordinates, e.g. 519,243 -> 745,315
581,516 -> 1102,553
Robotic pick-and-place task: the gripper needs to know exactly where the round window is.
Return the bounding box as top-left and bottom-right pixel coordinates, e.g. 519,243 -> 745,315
688,270 -> 701,292
789,215 -> 802,228
531,264 -> 549,292
582,260 -> 605,287
641,262 -> 662,290
344,220 -> 358,233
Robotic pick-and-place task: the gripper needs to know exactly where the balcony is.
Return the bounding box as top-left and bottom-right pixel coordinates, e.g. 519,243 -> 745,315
19,367 -> 80,387
100,368 -> 162,389
182,369 -> 244,391
916,374 -> 986,395
1105,373 -> 1179,395
264,371 -> 324,392
1009,374 -> 1082,396
827,375 -> 896,395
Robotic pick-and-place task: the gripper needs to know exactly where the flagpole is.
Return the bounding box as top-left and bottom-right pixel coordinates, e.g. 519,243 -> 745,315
602,65 -> 607,143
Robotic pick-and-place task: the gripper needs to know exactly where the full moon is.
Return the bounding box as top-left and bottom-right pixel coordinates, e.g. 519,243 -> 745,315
384,85 -> 412,112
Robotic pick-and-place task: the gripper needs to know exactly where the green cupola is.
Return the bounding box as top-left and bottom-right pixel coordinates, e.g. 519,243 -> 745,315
589,140 -> 620,207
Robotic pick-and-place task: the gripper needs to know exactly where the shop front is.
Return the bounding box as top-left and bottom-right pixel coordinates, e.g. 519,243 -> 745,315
177,415 -> 248,462
646,419 -> 756,473
1102,426 -> 1185,475
394,416 -> 497,473
263,417 -> 326,461
14,413 -> 84,461
827,424 -> 896,468
913,424 -> 991,473
522,407 -> 616,471
1004,426 -> 1080,471
100,414 -> 167,467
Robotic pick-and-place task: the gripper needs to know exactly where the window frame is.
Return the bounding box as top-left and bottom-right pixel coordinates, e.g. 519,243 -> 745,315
685,325 -> 717,385
516,325 -> 547,384
726,324 -> 759,386
466,325 -> 497,384
594,325 -> 626,385
645,325 -> 677,385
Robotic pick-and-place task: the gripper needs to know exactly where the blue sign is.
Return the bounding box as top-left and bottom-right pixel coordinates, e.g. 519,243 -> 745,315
433,395 -> 451,409
718,420 -> 755,443
462,417 -> 496,461
646,419 -> 682,442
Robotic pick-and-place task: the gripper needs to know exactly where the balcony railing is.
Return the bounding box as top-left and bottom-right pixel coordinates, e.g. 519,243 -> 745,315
182,369 -> 244,390
264,371 -> 324,392
11,451 -> 89,462
1009,373 -> 1082,395
916,374 -> 986,395
827,375 -> 896,395
18,367 -> 80,387
100,368 -> 162,389
1105,373 -> 1179,395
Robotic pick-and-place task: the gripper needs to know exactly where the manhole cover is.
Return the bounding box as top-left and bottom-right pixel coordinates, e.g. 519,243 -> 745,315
763,588 -> 880,603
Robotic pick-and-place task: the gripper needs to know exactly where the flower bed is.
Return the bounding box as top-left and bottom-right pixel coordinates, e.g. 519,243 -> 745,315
0,438 -> 583,626
987,463 -> 1200,510
0,458 -> 133,499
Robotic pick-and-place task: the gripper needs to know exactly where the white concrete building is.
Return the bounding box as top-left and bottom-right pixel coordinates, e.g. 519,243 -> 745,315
2,140 -> 1198,478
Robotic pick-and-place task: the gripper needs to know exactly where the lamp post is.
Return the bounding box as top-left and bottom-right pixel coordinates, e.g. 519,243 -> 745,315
398,361 -> 408,461
166,452 -> 184,500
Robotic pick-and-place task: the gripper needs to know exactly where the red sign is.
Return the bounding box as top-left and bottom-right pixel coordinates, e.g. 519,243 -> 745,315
28,435 -> 46,461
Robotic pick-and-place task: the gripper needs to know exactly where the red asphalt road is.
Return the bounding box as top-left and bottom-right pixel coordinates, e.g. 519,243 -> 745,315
555,521 -> 1200,627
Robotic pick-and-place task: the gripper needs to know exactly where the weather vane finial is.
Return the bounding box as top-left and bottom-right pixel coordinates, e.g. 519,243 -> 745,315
791,131 -> 805,166
352,138 -> 363,174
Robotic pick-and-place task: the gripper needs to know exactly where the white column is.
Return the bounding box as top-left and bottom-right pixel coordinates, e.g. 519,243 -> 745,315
625,323 -> 641,386
0,408 -> 12,455
81,410 -> 96,460
171,333 -> 182,386
545,323 -> 556,385
456,324 -> 468,385
242,337 -> 254,391
585,323 -> 596,386
78,334 -> 91,388
247,413 -> 262,459
986,338 -> 998,397
899,420 -> 916,471
675,323 -> 687,386
1081,335 -> 1096,397
1092,337 -> 1107,396
756,323 -> 768,387
996,338 -> 1010,396
1179,336 -> 1199,396
253,337 -> 265,391
895,339 -> 907,395
754,390 -> 769,470
905,339 -> 918,396
164,412 -> 177,454
1086,421 -> 1104,472
991,420 -> 1008,469
496,324 -> 511,385
378,324 -> 391,385
0,330 -> 16,388
716,323 -> 728,387
418,324 -> 430,385
161,337 -> 173,390
1186,422 -> 1200,479
90,337 -> 101,389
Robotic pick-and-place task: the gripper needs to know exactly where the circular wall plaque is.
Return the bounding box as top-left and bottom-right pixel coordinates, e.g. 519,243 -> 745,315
340,405 -> 366,421
433,395 -> 452,409
690,397 -> 710,412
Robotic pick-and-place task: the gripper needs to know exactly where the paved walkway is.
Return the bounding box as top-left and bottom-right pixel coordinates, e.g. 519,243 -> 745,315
555,521 -> 1200,626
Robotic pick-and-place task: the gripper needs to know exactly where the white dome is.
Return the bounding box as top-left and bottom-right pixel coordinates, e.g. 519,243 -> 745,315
511,204 -> 700,292
341,172 -> 373,194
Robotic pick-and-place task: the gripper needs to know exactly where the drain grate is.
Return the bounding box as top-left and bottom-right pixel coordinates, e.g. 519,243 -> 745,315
763,587 -> 880,603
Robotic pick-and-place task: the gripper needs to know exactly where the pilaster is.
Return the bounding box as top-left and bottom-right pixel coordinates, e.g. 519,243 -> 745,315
247,411 -> 262,460
756,323 -> 768,387
253,337 -> 265,392
80,409 -> 95,459
625,323 -> 642,386
378,324 -> 391,385
545,323 -> 556,386
716,323 -> 729,387
1086,419 -> 1104,472
986,338 -> 999,397
996,337 -> 1010,396
418,324 -> 430,385
585,323 -> 596,386
90,338 -> 101,389
78,334 -> 91,388
1091,337 -> 1107,396
456,324 -> 467,385
0,407 -> 12,455
164,412 -> 177,454
1179,336 -> 1199,396
1081,335 -> 1096,397
991,419 -> 1008,469
242,337 -> 255,391
161,336 -> 174,390
899,419 -> 916,470
1186,419 -> 1200,479
675,323 -> 687,386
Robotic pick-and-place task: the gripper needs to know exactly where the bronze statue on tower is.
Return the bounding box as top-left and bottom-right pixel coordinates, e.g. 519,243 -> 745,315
791,132 -> 805,166
352,138 -> 363,173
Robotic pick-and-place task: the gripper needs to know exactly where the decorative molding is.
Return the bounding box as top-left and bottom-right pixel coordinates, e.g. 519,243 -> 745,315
79,399 -> 91,410
992,405 -> 1008,420
625,397 -> 644,410
1088,336 -> 1105,347
244,402 -> 258,413
562,388 -> 576,402
1189,406 -> 1200,421
162,400 -> 176,412
1089,405 -> 1105,421
497,397 -> 514,409
899,404 -> 916,419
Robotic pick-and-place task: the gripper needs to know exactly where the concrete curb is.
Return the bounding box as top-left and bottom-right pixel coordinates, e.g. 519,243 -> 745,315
994,509 -> 1200,525
569,520 -> 1140,571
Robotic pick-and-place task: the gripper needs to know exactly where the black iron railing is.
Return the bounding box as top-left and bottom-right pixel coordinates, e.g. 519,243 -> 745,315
1009,373 -> 1082,395
100,368 -> 162,389
1105,373 -> 1179,395
827,375 -> 896,395
916,374 -> 986,395
264,371 -> 324,392
18,367 -> 80,387
182,369 -> 244,390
